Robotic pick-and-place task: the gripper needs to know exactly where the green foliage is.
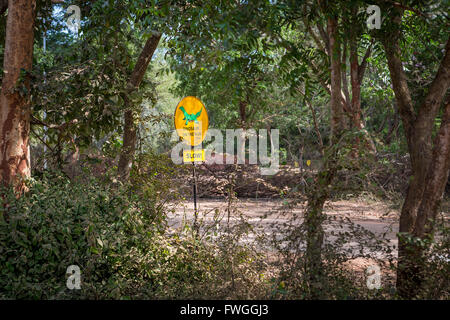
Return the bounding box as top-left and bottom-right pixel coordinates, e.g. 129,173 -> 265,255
0,0 -> 448,301
419,222 -> 450,299
0,172 -> 157,299
0,169 -> 268,299
265,207 -> 398,300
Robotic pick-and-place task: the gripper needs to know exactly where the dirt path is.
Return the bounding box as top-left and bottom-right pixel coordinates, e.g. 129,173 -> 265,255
168,199 -> 400,257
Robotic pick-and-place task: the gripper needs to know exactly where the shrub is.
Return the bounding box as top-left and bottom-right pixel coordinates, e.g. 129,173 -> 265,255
0,170 -> 267,299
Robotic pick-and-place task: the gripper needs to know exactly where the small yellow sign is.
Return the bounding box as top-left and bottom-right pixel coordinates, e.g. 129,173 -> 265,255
174,96 -> 209,146
306,160 -> 311,167
183,149 -> 205,163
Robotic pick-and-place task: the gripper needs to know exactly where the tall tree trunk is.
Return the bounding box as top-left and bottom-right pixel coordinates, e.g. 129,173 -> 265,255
383,9 -> 450,298
413,100 -> 450,238
328,17 -> 343,137
0,0 -> 35,193
304,15 -> 343,298
118,33 -> 161,180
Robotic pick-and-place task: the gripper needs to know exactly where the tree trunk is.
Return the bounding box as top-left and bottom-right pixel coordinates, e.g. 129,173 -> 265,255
349,25 -> 376,155
413,100 -> 450,238
399,100 -> 450,297
239,100 -> 247,128
118,33 -> 161,180
384,104 -> 399,144
0,0 -> 35,193
328,17 -> 344,137
383,8 -> 450,297
304,15 -> 343,299
238,99 -> 248,167
304,158 -> 338,298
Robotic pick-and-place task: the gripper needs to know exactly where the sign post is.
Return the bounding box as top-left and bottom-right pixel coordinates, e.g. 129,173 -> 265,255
192,152 -> 197,229
174,96 -> 209,232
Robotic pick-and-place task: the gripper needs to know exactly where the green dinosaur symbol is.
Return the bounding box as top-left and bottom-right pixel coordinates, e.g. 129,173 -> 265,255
180,106 -> 202,125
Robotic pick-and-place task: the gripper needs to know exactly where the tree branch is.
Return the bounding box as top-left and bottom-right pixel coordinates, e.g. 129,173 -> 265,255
297,87 -> 325,156
305,20 -> 327,55
382,12 -> 416,141
381,0 -> 428,18
341,38 -> 351,109
416,37 -> 450,129
127,32 -> 162,92
358,40 -> 373,84
31,115 -> 78,131
30,126 -> 55,153
317,23 -> 330,56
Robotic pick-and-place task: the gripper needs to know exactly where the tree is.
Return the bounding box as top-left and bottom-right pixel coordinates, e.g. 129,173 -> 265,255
28,1 -> 162,178
298,1 -> 376,154
277,0 -> 378,297
118,32 -> 161,180
0,0 -> 36,192
302,10 -> 344,298
380,4 -> 450,298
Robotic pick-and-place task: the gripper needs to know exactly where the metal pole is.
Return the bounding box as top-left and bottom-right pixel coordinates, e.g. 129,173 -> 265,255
192,146 -> 198,232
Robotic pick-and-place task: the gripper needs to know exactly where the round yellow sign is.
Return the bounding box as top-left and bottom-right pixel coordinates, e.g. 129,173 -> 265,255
174,96 -> 209,146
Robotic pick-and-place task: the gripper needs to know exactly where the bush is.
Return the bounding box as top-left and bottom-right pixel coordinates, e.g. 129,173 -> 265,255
0,172 -> 149,298
0,170 -> 267,299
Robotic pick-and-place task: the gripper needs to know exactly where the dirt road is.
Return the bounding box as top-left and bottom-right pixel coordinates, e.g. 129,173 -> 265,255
168,199 -> 400,257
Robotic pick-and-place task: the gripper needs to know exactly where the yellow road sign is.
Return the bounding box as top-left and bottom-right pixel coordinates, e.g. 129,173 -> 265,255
183,149 -> 205,163
174,96 -> 209,146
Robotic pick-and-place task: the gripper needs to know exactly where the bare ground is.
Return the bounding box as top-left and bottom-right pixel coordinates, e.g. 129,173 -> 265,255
166,198 -> 450,290
168,198 -> 400,253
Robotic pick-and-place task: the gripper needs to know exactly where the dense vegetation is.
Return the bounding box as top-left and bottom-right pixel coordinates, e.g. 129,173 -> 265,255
0,0 -> 448,300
